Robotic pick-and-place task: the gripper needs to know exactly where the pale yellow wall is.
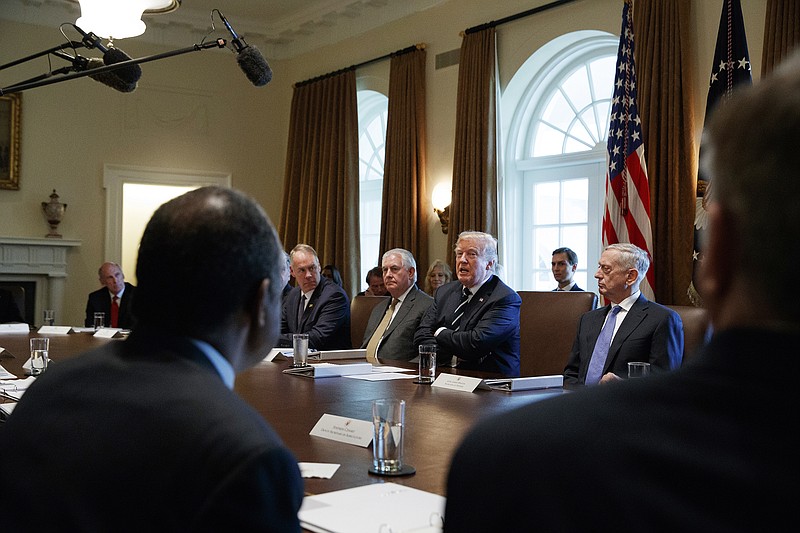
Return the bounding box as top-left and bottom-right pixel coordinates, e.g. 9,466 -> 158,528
0,0 -> 768,325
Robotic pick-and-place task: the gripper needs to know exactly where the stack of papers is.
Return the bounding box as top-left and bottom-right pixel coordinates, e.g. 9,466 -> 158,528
0,376 -> 36,401
478,374 -> 564,391
299,482 -> 445,533
282,362 -> 373,379
309,349 -> 366,361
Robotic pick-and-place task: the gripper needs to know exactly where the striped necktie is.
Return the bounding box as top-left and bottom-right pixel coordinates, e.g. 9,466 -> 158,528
450,287 -> 471,330
298,294 -> 307,325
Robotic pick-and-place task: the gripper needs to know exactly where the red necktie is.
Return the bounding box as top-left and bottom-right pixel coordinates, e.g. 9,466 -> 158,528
111,296 -> 120,328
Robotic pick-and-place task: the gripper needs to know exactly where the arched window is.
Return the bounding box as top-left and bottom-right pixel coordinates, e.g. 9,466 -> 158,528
357,89 -> 388,286
501,31 -> 617,292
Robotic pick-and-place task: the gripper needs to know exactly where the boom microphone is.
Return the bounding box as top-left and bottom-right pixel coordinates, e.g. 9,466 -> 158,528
217,11 -> 272,86
72,25 -> 142,87
84,57 -> 138,93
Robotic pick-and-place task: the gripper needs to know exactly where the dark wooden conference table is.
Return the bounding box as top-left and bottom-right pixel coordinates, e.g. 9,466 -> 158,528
1,331 -> 567,498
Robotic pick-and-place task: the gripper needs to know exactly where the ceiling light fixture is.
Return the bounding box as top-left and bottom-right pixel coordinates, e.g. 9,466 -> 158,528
74,0 -> 181,40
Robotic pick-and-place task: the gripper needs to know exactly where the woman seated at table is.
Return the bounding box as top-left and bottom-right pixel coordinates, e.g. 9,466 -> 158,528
424,259 -> 452,296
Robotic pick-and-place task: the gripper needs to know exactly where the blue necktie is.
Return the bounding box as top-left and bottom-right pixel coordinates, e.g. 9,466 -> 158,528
585,305 -> 622,385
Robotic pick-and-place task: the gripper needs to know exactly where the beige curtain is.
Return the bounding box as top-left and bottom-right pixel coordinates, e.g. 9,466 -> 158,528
446,27 -> 498,268
633,0 -> 696,305
379,47 -> 430,274
279,71 -> 361,296
762,0 -> 800,76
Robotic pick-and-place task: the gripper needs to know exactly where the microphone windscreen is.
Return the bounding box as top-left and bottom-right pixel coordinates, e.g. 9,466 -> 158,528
237,45 -> 272,87
102,47 -> 142,85
86,57 -> 137,93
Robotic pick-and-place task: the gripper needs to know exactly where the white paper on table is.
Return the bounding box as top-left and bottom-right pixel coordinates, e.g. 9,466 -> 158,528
371,365 -> 414,373
298,462 -> 341,479
0,402 -> 16,417
344,372 -> 418,381
0,364 -> 16,379
37,325 -> 72,335
299,482 -> 445,533
0,323 -> 30,334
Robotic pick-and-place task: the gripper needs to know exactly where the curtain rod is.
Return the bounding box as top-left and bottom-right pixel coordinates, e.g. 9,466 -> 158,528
464,0 -> 578,34
294,43 -> 426,88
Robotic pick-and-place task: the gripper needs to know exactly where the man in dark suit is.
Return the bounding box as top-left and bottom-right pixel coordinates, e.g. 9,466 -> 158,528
551,246 -> 583,291
415,231 -> 521,376
279,243 -> 351,350
361,248 -> 432,362
563,243 -> 683,385
0,287 -> 23,323
445,59 -> 800,531
0,186 -> 304,532
84,261 -> 136,328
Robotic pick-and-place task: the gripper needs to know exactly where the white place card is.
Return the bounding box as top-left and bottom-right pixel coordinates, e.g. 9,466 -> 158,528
0,323 -> 30,334
431,373 -> 483,392
37,325 -> 72,335
309,413 -> 373,447
298,462 -> 341,479
93,328 -> 122,338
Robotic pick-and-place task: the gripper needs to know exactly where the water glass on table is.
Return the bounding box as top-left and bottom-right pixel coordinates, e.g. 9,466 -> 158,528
93,312 -> 105,330
370,398 -> 414,476
43,309 -> 55,327
292,333 -> 309,367
29,337 -> 49,376
627,361 -> 650,378
415,344 -> 437,384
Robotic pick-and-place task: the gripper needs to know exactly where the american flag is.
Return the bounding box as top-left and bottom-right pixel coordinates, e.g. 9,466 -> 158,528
603,0 -> 654,299
688,0 -> 751,306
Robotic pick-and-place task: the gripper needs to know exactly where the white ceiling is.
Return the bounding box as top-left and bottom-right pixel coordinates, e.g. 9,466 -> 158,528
2,0 -> 448,60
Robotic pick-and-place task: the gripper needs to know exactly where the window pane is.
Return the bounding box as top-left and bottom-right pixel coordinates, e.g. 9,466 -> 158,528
534,182 -> 559,224
561,67 -> 591,112
590,56 -> 616,100
561,178 -> 588,223
533,123 -> 565,157
541,90 -> 573,131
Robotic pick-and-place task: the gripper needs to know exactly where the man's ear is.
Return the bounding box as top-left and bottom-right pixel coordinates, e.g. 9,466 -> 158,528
254,278 -> 271,328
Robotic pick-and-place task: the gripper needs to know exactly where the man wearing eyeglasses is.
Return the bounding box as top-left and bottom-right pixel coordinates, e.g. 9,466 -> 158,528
414,231 -> 521,376
278,244 -> 351,350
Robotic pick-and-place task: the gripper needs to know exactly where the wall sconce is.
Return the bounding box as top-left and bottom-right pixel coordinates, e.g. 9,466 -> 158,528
73,0 -> 182,40
432,182 -> 452,235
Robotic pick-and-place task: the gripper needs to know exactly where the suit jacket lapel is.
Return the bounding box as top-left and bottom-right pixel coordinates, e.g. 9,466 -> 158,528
607,295 -> 648,361
384,288 -> 415,337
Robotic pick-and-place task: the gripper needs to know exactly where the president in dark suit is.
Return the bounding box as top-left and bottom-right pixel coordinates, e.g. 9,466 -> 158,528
444,60 -> 800,531
415,231 -> 521,376
84,261 -> 136,328
361,248 -> 433,362
279,243 -> 351,350
563,243 -> 682,385
0,186 -> 304,532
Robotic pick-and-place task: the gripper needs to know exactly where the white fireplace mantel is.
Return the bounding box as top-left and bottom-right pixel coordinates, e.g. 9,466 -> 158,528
0,236 -> 82,324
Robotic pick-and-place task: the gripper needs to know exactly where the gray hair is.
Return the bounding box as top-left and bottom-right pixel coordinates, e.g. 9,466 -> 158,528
455,231 -> 498,264
605,243 -> 650,281
382,248 -> 418,283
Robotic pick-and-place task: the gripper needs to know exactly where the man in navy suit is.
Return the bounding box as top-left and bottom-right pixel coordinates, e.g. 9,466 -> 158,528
551,246 -> 583,291
84,262 -> 136,328
563,243 -> 683,385
279,244 -> 351,350
361,248 -> 433,362
0,186 -> 304,532
444,56 -> 800,531
415,231 -> 521,376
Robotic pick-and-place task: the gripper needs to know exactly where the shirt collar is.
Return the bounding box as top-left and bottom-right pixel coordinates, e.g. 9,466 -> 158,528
615,290 -> 641,312
188,338 -> 235,389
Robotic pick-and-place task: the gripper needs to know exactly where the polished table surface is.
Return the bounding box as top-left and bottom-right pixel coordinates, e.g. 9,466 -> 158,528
1,331 -> 567,497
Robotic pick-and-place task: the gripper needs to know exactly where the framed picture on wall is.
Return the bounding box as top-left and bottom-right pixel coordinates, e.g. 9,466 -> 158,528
0,93 -> 21,190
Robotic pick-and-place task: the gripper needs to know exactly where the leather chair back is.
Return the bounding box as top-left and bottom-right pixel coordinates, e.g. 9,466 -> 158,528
350,295 -> 390,349
518,290 -> 598,376
666,305 -> 710,363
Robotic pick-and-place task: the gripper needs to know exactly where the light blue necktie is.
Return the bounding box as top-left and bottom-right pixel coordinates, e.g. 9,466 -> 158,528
585,305 -> 622,385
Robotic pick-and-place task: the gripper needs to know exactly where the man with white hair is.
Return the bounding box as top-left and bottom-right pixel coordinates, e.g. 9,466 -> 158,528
361,248 -> 432,362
